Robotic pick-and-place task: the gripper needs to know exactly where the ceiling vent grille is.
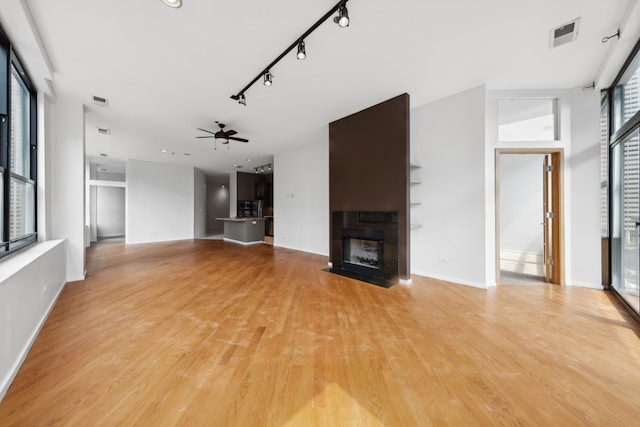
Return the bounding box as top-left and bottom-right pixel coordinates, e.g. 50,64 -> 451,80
550,18 -> 580,48
92,95 -> 109,107
97,128 -> 111,135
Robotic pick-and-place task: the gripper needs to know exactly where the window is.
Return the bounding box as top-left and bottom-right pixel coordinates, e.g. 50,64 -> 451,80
0,26 -> 37,257
601,92 -> 609,238
612,47 -> 640,135
498,98 -> 559,142
608,37 -> 640,316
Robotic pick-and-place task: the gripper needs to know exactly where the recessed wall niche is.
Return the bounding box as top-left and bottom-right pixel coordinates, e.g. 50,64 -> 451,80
327,93 -> 410,287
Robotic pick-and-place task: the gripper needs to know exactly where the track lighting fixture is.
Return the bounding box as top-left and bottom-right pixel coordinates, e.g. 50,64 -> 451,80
253,163 -> 273,174
334,2 -> 349,27
263,71 -> 273,86
230,0 -> 350,104
297,41 -> 306,60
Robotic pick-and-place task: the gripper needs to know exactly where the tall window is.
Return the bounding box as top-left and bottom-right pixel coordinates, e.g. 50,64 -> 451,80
0,26 -> 37,257
608,37 -> 640,316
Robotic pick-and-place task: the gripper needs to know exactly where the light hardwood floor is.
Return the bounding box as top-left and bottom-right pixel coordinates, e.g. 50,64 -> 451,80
1,240 -> 639,426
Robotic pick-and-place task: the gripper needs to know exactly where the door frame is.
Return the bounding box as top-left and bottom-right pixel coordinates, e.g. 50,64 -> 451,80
495,148 -> 564,285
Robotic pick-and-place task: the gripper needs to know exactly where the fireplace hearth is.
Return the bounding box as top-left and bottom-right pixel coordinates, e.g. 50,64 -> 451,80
325,211 -> 399,287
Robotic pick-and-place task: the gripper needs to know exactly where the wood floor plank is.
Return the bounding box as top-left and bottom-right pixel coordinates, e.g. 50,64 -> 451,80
1,239 -> 640,426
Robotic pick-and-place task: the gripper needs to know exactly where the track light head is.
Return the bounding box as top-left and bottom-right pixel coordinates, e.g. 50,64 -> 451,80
297,41 -> 306,60
238,93 -> 246,106
263,71 -> 273,86
334,3 -> 349,27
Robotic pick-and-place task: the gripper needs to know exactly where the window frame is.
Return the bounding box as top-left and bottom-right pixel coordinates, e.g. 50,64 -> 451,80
0,24 -> 38,258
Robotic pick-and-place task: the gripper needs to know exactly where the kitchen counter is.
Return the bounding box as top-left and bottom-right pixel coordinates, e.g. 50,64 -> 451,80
216,217 -> 265,244
216,217 -> 266,222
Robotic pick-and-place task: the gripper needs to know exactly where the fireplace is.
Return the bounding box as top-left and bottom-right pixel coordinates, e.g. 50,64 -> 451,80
326,211 -> 399,287
342,229 -> 384,277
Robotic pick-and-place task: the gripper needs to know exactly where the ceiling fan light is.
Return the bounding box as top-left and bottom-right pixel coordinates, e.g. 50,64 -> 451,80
297,41 -> 306,60
334,4 -> 349,27
161,0 -> 182,8
263,71 -> 273,86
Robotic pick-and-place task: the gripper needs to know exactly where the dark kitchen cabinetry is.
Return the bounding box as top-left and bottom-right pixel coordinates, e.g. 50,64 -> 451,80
236,171 -> 273,218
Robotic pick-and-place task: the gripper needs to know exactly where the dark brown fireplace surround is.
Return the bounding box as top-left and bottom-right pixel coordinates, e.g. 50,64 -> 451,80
326,93 -> 410,287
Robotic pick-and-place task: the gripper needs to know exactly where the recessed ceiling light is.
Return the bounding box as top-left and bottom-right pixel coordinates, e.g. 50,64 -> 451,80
161,149 -> 168,153
162,0 -> 182,8
100,153 -> 108,157
247,158 -> 252,162
184,153 -> 191,156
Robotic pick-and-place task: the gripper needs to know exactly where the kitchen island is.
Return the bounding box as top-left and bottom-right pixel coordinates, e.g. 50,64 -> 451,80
216,217 -> 266,244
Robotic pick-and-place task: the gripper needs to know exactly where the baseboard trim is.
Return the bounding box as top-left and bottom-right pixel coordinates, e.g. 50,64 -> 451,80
411,270 -> 488,290
567,281 -> 604,290
223,238 -> 264,246
0,281 -> 66,402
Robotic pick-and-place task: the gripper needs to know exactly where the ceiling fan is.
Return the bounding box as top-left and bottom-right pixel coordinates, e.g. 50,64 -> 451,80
196,122 -> 249,148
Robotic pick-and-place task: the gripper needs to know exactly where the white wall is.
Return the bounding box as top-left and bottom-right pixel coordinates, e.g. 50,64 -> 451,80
96,187 -> 125,238
49,96 -> 85,281
410,85 -> 487,288
0,240 -> 66,401
568,88 -> 602,288
194,168 -> 206,238
499,154 -> 545,254
274,138 -> 329,256
126,159 -> 195,244
206,176 -> 230,232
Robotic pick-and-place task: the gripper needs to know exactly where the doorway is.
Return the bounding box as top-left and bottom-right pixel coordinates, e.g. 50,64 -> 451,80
496,150 -> 563,285
88,159 -> 127,245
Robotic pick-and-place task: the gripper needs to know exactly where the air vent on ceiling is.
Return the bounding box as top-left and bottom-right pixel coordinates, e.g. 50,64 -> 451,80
97,127 -> 111,135
550,18 -> 580,48
92,95 -> 109,107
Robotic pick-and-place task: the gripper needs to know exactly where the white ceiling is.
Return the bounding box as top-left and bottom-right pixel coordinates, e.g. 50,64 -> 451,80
2,0 -> 637,176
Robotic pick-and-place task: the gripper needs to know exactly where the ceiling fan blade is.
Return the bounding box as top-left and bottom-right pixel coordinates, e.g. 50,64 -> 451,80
228,136 -> 249,142
196,136 -> 215,138
225,130 -> 237,136
197,127 -> 217,136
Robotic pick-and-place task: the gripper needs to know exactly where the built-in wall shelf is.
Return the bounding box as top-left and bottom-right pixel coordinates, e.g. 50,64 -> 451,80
410,163 -> 421,229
